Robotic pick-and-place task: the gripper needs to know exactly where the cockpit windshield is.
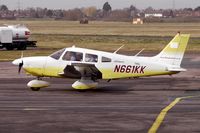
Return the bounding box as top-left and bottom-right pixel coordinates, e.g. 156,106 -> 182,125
50,48 -> 65,60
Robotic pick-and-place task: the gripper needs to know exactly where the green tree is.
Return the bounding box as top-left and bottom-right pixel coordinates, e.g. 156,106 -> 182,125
0,5 -> 8,11
103,2 -> 111,12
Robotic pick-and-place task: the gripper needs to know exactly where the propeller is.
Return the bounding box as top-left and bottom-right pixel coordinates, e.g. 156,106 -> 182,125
18,60 -> 23,74
18,52 -> 24,74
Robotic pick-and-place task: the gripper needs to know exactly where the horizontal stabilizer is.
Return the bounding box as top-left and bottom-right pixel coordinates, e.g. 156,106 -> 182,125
167,67 -> 187,72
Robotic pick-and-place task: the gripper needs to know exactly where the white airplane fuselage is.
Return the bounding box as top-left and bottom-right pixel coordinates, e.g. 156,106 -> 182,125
13,48 -> 177,80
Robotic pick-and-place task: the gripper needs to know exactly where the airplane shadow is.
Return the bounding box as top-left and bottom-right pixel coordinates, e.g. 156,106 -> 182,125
45,85 -> 134,94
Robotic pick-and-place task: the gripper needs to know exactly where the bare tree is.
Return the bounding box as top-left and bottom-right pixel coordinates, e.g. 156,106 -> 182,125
64,8 -> 83,20
46,9 -> 53,17
82,6 -> 97,17
194,6 -> 200,11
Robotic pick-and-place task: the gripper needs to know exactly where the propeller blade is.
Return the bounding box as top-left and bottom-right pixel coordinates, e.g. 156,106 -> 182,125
18,60 -> 23,74
18,51 -> 24,74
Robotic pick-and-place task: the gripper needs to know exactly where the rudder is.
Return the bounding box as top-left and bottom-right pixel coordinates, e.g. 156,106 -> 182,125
154,33 -> 190,66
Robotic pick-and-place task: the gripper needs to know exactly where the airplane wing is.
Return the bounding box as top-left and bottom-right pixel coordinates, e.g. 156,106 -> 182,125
58,63 -> 102,80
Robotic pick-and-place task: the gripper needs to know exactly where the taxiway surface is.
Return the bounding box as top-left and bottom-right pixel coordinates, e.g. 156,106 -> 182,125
0,54 -> 200,132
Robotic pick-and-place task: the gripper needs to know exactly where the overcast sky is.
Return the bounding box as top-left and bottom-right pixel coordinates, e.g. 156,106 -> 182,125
0,0 -> 199,10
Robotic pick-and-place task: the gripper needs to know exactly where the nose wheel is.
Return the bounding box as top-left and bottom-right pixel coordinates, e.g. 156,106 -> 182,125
30,87 -> 41,91
27,78 -> 50,91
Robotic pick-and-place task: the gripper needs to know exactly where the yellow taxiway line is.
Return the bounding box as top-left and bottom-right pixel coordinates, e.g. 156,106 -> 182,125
148,95 -> 200,133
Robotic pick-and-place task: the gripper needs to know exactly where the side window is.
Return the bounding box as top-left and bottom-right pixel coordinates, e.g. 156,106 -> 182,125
50,48 -> 65,60
102,56 -> 111,62
85,53 -> 98,62
62,51 -> 83,61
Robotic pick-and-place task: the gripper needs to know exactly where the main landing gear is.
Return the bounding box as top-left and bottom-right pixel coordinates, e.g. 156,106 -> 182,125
72,78 -> 98,90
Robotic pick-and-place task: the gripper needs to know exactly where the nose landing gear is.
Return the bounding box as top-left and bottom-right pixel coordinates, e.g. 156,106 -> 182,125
30,87 -> 41,91
27,78 -> 50,91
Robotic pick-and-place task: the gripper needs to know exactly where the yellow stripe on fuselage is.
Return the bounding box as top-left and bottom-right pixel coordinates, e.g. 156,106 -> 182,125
24,67 -> 64,78
100,69 -> 176,79
24,66 -> 177,79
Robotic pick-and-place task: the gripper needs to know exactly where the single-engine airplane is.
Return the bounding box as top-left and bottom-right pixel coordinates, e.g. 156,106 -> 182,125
12,33 -> 190,91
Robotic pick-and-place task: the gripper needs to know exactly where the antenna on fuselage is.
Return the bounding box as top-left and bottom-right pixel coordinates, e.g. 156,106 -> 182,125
113,45 -> 124,54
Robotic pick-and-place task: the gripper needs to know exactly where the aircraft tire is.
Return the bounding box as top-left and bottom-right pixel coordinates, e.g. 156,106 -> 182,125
30,87 -> 40,91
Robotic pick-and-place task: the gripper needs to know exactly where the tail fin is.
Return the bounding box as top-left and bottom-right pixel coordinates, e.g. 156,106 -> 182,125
154,33 -> 190,66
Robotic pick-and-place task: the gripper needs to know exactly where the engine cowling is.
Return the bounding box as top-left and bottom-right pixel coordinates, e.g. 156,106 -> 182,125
27,80 -> 50,88
72,79 -> 98,90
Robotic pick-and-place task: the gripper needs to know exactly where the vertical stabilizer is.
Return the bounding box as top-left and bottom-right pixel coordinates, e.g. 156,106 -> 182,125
154,33 -> 190,66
